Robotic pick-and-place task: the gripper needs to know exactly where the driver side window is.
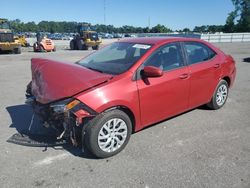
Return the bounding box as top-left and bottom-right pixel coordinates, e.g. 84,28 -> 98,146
144,43 -> 184,71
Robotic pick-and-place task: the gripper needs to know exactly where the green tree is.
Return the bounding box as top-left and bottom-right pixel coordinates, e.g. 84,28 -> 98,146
143,27 -> 150,33
228,0 -> 250,32
25,22 -> 38,32
8,19 -> 173,34
38,21 -> 50,32
207,25 -> 224,33
150,24 -> 171,33
182,28 -> 191,33
9,19 -> 24,32
193,25 -> 208,33
223,11 -> 237,32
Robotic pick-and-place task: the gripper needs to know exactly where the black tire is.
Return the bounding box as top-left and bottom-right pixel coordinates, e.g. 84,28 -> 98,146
26,81 -> 32,96
92,45 -> 99,50
13,47 -> 21,54
33,43 -> 38,52
40,45 -> 46,52
52,46 -> 56,52
70,40 -> 75,50
77,39 -> 84,50
84,109 -> 132,158
207,80 -> 229,110
83,44 -> 88,50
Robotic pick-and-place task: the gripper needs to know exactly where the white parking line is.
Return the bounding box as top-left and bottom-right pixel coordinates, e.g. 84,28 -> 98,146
33,153 -> 71,167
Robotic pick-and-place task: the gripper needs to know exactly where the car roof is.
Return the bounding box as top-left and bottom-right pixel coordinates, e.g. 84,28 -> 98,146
119,37 -> 203,45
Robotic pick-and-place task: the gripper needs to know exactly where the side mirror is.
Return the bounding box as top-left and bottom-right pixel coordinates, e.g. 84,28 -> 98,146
142,66 -> 163,78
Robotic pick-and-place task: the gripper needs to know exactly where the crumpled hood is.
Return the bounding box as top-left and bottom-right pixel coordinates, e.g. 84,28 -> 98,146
31,58 -> 112,104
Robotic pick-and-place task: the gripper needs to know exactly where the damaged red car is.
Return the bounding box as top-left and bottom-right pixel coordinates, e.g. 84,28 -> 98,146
26,37 -> 236,158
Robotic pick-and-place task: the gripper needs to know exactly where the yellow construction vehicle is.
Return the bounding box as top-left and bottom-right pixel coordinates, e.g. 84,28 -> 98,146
0,18 -> 21,54
15,35 -> 30,47
70,23 -> 102,50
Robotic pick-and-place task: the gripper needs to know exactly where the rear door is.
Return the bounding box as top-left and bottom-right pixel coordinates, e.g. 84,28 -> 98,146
136,42 -> 190,127
182,42 -> 222,108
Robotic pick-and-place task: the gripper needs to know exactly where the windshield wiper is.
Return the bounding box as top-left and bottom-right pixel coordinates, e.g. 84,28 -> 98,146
84,66 -> 104,73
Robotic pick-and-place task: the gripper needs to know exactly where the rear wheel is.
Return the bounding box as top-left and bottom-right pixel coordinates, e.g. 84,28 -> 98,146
13,47 -> 21,54
40,45 -> 46,52
84,110 -> 132,158
207,80 -> 229,110
52,46 -> 56,52
77,39 -> 84,50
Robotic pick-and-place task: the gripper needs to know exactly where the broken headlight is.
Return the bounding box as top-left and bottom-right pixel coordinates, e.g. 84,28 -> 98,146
50,99 -> 80,113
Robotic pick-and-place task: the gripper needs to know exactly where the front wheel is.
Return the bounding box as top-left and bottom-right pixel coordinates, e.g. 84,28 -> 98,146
33,43 -> 38,52
82,44 -> 88,50
70,40 -> 75,50
207,80 -> 229,110
92,45 -> 99,50
84,110 -> 132,158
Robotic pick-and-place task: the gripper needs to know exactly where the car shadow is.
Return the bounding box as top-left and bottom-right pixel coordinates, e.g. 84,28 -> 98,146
243,57 -> 250,63
6,103 -> 212,159
137,105 -> 210,133
0,52 -> 17,55
6,104 -> 96,159
197,104 -> 213,110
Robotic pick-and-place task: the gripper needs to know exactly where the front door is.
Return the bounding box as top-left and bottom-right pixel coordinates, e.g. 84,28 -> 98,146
136,42 -> 190,128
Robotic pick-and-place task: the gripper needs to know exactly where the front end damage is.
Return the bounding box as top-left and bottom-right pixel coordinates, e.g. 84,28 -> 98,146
25,82 -> 97,148
22,58 -> 112,148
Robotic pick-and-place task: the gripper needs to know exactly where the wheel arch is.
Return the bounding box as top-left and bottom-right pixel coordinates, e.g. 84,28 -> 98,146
103,105 -> 136,133
222,76 -> 231,87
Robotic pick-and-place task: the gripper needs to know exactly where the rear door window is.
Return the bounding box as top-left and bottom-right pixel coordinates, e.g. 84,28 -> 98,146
184,42 -> 216,65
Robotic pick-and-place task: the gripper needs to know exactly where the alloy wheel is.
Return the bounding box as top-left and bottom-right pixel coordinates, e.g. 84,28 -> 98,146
216,84 -> 228,106
98,118 -> 128,153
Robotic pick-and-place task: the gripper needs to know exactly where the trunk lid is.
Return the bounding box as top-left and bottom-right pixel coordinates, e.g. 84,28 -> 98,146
31,58 -> 112,104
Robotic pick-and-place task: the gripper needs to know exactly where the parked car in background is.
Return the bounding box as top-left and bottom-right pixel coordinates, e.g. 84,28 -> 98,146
124,34 -> 131,37
113,33 -> 124,38
62,35 -> 73,40
26,37 -> 236,158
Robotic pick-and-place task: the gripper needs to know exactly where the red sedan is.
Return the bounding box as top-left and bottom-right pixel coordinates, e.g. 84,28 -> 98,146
26,37 -> 236,158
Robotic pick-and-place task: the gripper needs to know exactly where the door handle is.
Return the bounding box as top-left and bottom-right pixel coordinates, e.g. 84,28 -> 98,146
179,73 -> 189,79
214,63 -> 221,68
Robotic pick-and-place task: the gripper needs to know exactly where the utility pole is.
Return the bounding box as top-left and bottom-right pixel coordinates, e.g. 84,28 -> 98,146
148,16 -> 151,29
104,0 -> 106,25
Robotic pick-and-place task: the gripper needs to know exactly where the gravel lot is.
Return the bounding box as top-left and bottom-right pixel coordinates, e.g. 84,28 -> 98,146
0,40 -> 249,188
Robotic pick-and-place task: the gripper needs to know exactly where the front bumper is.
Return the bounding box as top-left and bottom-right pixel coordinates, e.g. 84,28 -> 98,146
25,94 -> 97,146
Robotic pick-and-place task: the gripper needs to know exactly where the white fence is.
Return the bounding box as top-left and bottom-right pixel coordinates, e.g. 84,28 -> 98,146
201,33 -> 250,43
136,33 -> 250,43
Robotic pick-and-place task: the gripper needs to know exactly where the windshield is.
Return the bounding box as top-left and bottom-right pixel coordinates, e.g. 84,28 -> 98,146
0,33 -> 14,42
78,42 -> 152,75
0,22 -> 10,30
90,32 -> 99,41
